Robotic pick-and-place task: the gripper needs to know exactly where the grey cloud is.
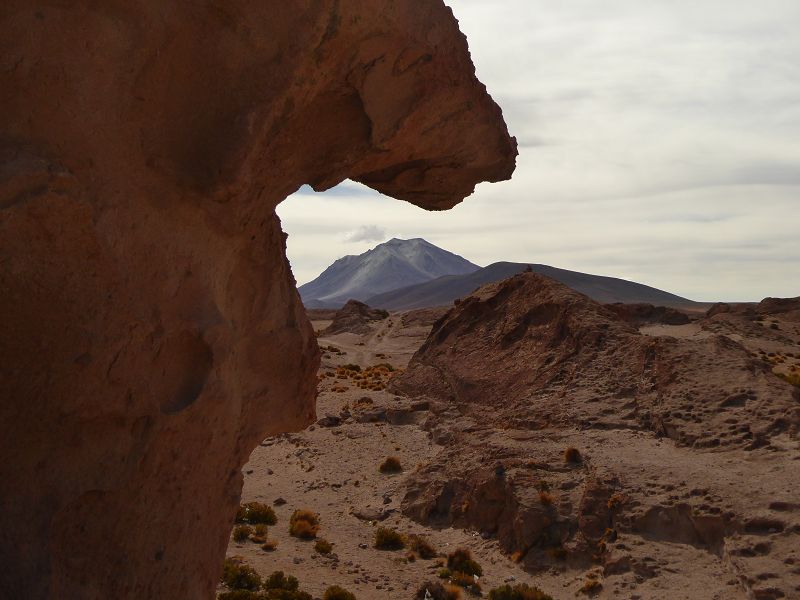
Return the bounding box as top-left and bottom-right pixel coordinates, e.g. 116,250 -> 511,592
344,225 -> 387,243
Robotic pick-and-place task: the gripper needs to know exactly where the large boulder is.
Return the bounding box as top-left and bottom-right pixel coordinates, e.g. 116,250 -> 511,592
0,2 -> 516,597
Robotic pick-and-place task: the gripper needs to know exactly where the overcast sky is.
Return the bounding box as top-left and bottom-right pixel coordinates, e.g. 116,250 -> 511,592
278,1 -> 800,302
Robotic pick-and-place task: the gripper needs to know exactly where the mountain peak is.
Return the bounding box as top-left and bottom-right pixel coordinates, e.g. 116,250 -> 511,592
299,238 -> 479,308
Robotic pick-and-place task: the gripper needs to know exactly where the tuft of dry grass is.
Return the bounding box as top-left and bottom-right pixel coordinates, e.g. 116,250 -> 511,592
379,456 -> 403,474
564,446 -> 582,464
289,509 -> 320,539
220,557 -> 261,591
236,502 -> 277,526
374,526 -> 406,550
449,571 -> 481,595
261,539 -> 278,552
232,525 -> 253,543
538,491 -> 555,506
415,581 -> 462,600
408,534 -> 438,559
323,585 -> 357,600
314,539 -> 333,555
446,548 -> 482,577
487,583 -> 554,600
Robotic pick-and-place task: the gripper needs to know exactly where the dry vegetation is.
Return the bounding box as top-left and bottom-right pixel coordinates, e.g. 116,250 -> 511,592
289,510 -> 320,540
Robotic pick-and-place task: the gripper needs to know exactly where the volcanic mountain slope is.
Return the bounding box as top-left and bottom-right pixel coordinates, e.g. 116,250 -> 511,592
365,261 -> 702,310
391,273 -> 800,599
299,238 -> 479,308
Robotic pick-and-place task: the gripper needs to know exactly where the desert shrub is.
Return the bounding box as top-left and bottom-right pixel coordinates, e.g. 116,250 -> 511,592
488,583 -> 554,600
314,539 -> 333,554
564,447 -> 582,464
218,591 -> 263,600
374,526 -> 405,550
261,540 -> 278,552
408,534 -> 437,559
415,581 -> 462,600
447,549 -> 482,577
289,510 -> 319,539
379,456 -> 403,474
322,585 -> 356,600
438,568 -> 452,579
450,571 -> 481,595
342,364 -> 361,372
265,591 -> 311,600
237,502 -> 277,526
221,558 -> 262,591
232,524 -> 253,543
251,524 -> 268,543
263,571 -> 299,592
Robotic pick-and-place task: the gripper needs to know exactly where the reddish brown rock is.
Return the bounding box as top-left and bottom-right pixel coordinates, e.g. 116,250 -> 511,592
395,273 -> 800,594
0,2 -> 515,597
323,299 -> 389,335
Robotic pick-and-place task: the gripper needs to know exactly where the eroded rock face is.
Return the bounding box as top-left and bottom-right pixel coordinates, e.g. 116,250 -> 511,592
0,2 -> 515,597
394,274 -> 800,597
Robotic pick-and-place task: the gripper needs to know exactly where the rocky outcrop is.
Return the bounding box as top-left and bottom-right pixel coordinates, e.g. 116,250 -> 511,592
323,300 -> 389,335
606,302 -> 691,326
0,2 -> 515,598
393,273 -> 798,448
395,273 -> 800,597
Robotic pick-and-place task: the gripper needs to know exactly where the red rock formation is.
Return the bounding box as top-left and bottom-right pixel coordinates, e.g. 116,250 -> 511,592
395,273 -> 800,594
0,2 -> 515,597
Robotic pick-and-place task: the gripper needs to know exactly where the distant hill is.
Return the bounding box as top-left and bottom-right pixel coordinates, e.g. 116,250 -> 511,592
299,238 -> 479,308
364,261 -> 701,310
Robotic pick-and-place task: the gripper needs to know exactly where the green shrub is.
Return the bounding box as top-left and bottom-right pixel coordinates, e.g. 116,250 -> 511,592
374,526 -> 405,550
488,583 -> 554,600
237,502 -> 277,525
446,549 -> 482,577
289,510 -> 319,539
379,456 -> 403,474
221,558 -> 262,591
232,525 -> 253,543
314,539 -> 333,554
323,585 -> 356,600
263,571 -> 298,592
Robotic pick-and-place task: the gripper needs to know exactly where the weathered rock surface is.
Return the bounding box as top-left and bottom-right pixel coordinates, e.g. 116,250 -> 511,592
0,2 -> 515,598
393,273 -> 800,598
323,299 -> 389,336
606,302 -> 691,326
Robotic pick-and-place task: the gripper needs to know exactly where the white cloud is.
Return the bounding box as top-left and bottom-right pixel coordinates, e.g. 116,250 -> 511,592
278,1 -> 800,302
344,225 -> 388,243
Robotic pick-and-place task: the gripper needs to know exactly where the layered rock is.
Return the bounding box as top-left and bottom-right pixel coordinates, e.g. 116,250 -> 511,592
0,2 -> 515,597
